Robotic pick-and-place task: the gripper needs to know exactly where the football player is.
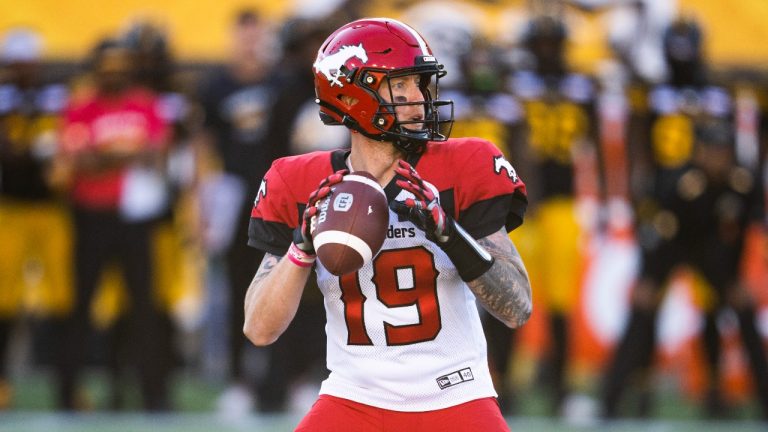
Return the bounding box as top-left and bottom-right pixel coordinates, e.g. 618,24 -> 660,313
245,18 -> 531,431
0,29 -> 71,409
56,39 -> 171,411
601,18 -> 768,419
500,14 -> 601,415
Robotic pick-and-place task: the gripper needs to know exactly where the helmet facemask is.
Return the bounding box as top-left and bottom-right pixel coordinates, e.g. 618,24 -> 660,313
366,65 -> 454,153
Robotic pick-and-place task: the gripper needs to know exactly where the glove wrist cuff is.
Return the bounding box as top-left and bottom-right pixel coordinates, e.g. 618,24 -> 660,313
287,242 -> 316,268
439,219 -> 494,282
292,226 -> 315,255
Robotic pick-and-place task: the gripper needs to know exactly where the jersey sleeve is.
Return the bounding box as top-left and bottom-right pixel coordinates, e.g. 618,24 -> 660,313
247,161 -> 299,255
454,139 -> 528,238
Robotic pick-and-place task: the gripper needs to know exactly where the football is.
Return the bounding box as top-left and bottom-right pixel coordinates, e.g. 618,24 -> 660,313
313,171 -> 389,275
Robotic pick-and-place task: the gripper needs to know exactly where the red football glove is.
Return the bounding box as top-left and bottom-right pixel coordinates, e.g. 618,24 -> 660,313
391,160 -> 451,244
390,160 -> 494,282
292,169 -> 348,255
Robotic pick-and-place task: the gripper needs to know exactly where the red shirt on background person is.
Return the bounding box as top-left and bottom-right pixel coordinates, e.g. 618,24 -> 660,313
61,87 -> 167,210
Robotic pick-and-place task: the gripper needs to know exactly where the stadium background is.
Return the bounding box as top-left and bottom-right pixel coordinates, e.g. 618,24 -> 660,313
3,0 -> 768,65
1,0 -> 767,430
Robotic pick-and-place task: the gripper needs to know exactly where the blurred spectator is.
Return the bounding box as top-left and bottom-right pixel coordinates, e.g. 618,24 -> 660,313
122,19 -> 203,335
0,27 -> 70,410
195,9 -> 289,412
56,38 -> 171,411
498,14 -> 601,416
601,17 -> 768,420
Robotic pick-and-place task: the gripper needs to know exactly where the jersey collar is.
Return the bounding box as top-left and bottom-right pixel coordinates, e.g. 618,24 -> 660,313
330,148 -> 423,203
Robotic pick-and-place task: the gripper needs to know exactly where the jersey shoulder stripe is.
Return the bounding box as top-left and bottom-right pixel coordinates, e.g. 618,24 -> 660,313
418,138 -> 527,237
248,150 -> 342,253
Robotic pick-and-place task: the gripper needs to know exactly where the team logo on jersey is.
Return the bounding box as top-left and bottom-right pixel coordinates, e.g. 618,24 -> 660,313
436,367 -> 474,390
313,43 -> 368,88
493,155 -> 518,183
253,179 -> 267,208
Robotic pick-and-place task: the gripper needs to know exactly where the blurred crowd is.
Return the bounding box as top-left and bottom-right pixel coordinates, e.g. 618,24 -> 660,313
0,0 -> 766,422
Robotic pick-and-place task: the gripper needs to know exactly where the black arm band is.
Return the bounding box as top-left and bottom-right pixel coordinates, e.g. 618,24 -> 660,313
439,219 -> 495,282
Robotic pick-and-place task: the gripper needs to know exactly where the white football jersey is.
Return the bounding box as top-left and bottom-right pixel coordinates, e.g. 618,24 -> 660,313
249,138 -> 527,411
316,188 -> 494,411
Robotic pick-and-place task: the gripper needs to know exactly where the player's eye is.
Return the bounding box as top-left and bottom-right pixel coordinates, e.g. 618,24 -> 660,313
391,80 -> 406,91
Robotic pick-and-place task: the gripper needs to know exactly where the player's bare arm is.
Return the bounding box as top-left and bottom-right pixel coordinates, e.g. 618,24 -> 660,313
469,228 -> 532,328
245,170 -> 347,346
243,252 -> 311,346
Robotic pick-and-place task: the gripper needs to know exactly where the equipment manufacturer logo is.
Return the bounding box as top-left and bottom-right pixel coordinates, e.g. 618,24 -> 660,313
333,193 -> 354,212
313,43 -> 368,87
436,367 -> 474,390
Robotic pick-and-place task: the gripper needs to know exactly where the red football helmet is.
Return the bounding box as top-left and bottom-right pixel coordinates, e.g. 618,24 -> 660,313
313,18 -> 454,153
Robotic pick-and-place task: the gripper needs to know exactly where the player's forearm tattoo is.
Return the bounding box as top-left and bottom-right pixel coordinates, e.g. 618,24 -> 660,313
244,253 -> 281,309
468,230 -> 532,328
255,253 -> 281,281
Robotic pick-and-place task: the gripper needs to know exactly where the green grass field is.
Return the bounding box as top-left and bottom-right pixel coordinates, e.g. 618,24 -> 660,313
1,369 -> 766,432
2,413 -> 767,432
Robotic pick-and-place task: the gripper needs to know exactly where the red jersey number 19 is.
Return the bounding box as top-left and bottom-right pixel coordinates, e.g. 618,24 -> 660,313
340,247 -> 442,346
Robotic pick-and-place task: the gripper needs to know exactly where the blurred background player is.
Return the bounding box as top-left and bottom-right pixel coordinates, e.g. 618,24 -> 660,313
56,38 -> 171,411
92,20 -> 201,410
196,9 -> 290,412
601,17 -> 768,419
486,13 -> 600,416
0,28 -> 70,410
442,34 -> 524,414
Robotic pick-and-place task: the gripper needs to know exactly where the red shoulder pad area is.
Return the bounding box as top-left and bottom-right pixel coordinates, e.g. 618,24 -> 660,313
251,151 -> 338,225
248,151 -> 337,254
417,138 -> 528,237
420,138 -> 526,209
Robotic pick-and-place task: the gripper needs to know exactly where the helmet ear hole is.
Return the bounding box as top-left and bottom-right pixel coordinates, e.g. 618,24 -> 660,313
339,95 -> 359,106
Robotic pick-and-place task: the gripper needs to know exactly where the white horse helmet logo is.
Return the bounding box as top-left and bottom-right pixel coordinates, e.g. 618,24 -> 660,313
313,43 -> 368,88
493,155 -> 519,183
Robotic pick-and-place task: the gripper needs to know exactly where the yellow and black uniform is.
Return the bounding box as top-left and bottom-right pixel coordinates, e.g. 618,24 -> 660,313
510,69 -> 597,312
442,76 -> 524,413
0,80 -> 71,356
602,28 -> 768,415
0,81 -> 71,317
508,68 -> 598,413
0,77 -> 70,408
601,81 -> 736,418
630,84 -> 734,259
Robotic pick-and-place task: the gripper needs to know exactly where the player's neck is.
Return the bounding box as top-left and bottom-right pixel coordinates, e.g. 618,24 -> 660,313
348,134 -> 404,187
